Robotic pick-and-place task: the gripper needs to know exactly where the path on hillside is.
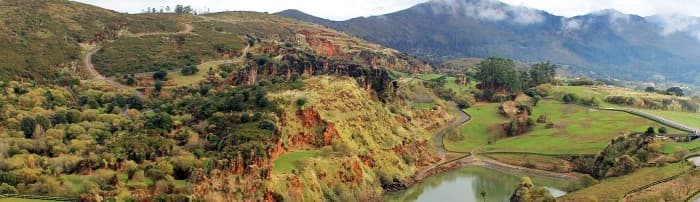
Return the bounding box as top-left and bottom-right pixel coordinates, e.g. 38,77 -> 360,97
127,23 -> 194,37
82,23 -> 197,99
434,103 -> 471,158
413,102 -> 470,181
83,46 -> 145,99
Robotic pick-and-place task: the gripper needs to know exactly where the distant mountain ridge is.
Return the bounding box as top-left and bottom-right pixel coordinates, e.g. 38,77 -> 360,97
278,0 -> 700,84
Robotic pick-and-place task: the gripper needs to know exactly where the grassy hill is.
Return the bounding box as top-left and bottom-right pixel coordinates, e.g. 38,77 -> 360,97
0,0 -> 429,82
0,0 -> 208,81
0,1 -> 449,201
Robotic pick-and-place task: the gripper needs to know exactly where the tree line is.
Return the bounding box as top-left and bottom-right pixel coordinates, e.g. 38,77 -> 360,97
141,4 -> 210,15
475,57 -> 557,101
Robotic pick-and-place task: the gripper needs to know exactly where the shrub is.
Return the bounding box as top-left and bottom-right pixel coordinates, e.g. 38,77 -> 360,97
153,71 -> 168,81
296,97 -> 307,107
545,122 -> 554,129
536,115 -> 548,123
218,64 -> 234,73
0,183 -> 18,194
562,93 -> 578,103
258,120 -> 275,130
252,112 -> 262,122
240,113 -> 250,123
155,81 -> 163,92
180,65 -> 199,75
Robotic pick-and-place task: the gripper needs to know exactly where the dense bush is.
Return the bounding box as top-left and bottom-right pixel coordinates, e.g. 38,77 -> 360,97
180,65 -> 199,75
153,71 -> 168,81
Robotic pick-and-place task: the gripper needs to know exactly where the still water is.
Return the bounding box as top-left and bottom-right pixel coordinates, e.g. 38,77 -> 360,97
384,166 -> 583,202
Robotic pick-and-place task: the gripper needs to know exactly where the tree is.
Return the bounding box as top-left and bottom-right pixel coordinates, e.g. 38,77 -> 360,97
20,116 -> 36,138
644,86 -> 655,92
146,112 -> 174,131
296,97 -> 307,107
174,5 -> 183,13
255,91 -> 269,108
475,57 -> 521,92
180,65 -> 199,75
529,62 -> 557,87
645,126 -> 655,135
153,71 -> 168,81
258,120 -> 275,130
531,95 -> 541,106
154,81 -> 164,92
666,87 -> 684,96
658,127 -> 668,134
183,5 -> 192,14
562,93 -> 578,104
240,113 -> 250,123
126,76 -> 136,85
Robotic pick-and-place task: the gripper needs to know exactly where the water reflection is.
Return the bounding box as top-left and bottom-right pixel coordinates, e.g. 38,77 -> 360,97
385,166 -> 583,202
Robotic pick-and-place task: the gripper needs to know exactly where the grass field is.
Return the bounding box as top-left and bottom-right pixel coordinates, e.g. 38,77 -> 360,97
444,77 -> 474,94
0,198 -> 51,202
483,100 -> 682,154
272,150 -> 324,174
549,86 -> 614,107
559,163 -> 687,201
415,73 -> 443,80
444,103 -> 507,152
639,109 -> 700,130
661,140 -> 700,154
483,153 -> 573,173
165,62 -> 224,88
411,102 -> 436,110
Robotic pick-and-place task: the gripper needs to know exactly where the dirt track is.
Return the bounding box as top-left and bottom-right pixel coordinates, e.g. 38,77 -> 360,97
81,23 -> 197,99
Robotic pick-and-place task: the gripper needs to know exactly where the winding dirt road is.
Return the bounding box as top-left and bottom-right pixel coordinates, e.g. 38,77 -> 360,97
434,102 -> 471,158
128,23 -> 194,37
82,46 -> 145,98
413,102 -> 470,181
82,23 -> 197,99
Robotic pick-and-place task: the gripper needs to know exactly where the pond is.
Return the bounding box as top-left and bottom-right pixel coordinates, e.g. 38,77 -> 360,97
384,166 -> 584,202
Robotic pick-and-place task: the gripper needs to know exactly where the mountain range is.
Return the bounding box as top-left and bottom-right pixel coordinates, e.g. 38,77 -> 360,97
278,0 -> 700,85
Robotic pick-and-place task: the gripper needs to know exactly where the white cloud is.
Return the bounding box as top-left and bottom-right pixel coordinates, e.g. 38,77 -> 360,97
651,14 -> 700,40
499,0 -> 700,18
430,0 -> 543,24
561,19 -> 582,31
510,6 -> 544,24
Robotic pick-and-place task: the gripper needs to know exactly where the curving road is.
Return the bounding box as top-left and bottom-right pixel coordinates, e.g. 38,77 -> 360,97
434,102 -> 471,157
128,23 -> 194,37
82,46 -> 145,99
82,23 -> 197,99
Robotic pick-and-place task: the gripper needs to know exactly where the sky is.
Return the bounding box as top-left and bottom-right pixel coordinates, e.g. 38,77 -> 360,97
73,0 -> 700,20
